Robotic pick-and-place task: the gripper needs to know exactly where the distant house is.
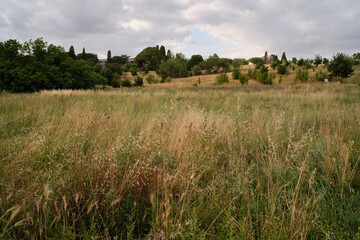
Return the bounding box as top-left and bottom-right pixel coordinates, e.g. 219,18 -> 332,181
99,59 -> 106,67
127,58 -> 135,64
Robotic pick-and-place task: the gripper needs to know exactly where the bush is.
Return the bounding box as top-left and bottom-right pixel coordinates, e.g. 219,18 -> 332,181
191,65 -> 202,76
160,76 -> 172,83
111,73 -> 121,88
256,66 -> 273,85
247,68 -> 258,79
295,68 -> 309,82
120,78 -> 132,87
277,64 -> 287,75
315,70 -> 330,82
215,73 -> 229,85
239,73 -> 249,85
145,74 -> 158,84
134,76 -> 143,87
232,67 -> 240,80
130,66 -> 138,76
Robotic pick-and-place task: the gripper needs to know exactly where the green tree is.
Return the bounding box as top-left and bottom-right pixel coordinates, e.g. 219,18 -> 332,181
327,53 -> 354,80
107,50 -> 112,64
68,45 -> 76,60
111,55 -> 129,65
281,52 -> 287,64
160,45 -> 166,60
277,64 -> 287,75
158,59 -> 187,79
134,46 -> 161,70
314,54 -> 322,67
232,67 -> 240,79
215,73 -> 229,85
187,54 -> 204,70
191,65 -> 202,76
100,68 -> 113,85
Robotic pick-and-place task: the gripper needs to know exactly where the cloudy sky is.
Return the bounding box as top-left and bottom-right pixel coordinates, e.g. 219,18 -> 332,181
0,0 -> 359,59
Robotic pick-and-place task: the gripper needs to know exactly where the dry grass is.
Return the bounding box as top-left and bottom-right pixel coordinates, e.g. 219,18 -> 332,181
0,83 -> 360,239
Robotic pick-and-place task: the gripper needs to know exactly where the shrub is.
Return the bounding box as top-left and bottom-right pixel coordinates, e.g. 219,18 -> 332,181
295,68 -> 309,82
239,73 -> 249,85
160,76 -> 172,83
145,74 -> 158,84
256,66 -> 273,85
315,70 -> 330,82
134,76 -> 144,87
215,73 -> 229,85
247,68 -> 258,79
120,78 -> 132,87
277,64 -> 287,75
130,66 -> 138,76
191,65 -> 202,76
232,67 -> 240,80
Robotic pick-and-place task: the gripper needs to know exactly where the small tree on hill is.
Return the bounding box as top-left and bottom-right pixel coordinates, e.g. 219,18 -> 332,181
327,53 -> 354,80
281,52 -> 287,64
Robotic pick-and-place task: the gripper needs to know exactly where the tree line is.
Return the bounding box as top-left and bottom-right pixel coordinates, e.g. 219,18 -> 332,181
0,38 -> 358,92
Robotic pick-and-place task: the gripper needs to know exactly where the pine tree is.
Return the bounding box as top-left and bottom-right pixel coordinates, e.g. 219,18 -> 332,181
82,47 -> 85,55
68,45 -> 76,60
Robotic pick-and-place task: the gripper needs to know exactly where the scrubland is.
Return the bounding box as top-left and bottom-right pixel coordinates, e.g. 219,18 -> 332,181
1,83 -> 360,239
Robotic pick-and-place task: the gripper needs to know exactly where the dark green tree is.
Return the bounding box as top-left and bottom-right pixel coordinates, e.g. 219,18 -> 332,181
314,54 -> 323,67
160,46 -> 166,60
187,54 -> 204,70
281,52 -> 287,64
134,46 -> 161,70
107,50 -> 112,64
68,45 -> 76,60
327,53 -> 354,80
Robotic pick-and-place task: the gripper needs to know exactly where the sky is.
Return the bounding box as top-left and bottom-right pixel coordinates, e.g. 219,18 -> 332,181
0,0 -> 359,59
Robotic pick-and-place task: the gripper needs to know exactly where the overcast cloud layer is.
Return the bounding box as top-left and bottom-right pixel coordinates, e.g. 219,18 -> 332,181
1,0 -> 359,59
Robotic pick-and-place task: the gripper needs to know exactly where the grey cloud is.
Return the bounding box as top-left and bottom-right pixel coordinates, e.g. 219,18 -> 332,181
0,0 -> 359,59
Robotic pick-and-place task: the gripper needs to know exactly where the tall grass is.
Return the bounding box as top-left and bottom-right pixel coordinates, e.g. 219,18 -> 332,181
0,84 -> 360,239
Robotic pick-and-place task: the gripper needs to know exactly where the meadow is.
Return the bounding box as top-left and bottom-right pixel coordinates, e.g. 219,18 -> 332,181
1,82 -> 360,239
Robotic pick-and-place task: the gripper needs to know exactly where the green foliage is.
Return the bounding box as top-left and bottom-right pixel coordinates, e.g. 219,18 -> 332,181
239,72 -> 249,85
277,64 -> 287,75
68,45 -> 76,60
191,65 -> 202,76
111,73 -> 121,88
160,45 -> 166,60
247,68 -> 258,79
256,66 -> 273,85
130,65 -> 138,76
315,70 -> 330,82
281,52 -> 288,64
187,54 -> 204,70
106,63 -> 122,75
111,55 -> 129,65
232,58 -> 248,67
248,57 -> 265,66
352,53 -> 360,65
297,58 -> 304,66
200,54 -> 230,74
134,76 -> 144,87
215,72 -> 229,85
160,76 -> 172,83
100,68 -> 113,84
134,46 -> 161,70
145,74 -> 158,84
93,63 -> 102,73
314,54 -> 323,67
120,78 -> 132,87
232,67 -> 240,80
159,59 -> 187,79
295,68 -> 309,82
328,53 -> 354,80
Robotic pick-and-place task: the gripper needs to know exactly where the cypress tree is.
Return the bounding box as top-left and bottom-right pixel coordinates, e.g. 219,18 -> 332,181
160,46 -> 166,60
82,47 -> 85,54
68,45 -> 76,60
107,50 -> 112,63
281,52 -> 287,63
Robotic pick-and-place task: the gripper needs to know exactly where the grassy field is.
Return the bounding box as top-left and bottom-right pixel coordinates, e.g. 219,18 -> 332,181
1,83 -> 360,239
